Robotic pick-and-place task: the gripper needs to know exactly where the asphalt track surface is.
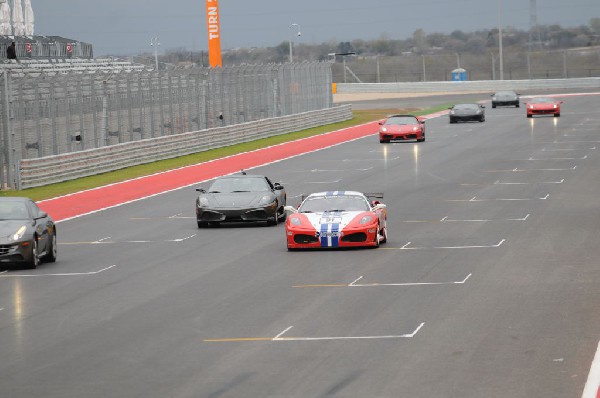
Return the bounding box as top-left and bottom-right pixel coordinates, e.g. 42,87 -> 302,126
1,92 -> 600,397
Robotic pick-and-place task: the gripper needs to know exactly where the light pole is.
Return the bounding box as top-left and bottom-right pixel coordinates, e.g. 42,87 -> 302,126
497,0 -> 504,80
288,23 -> 301,63
150,37 -> 160,70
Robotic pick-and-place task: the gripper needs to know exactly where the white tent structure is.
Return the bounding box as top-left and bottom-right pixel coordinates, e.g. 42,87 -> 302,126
24,0 -> 33,36
0,0 -> 12,35
12,0 -> 25,36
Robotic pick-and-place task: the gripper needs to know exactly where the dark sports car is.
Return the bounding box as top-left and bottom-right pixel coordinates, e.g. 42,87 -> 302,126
196,172 -> 286,227
449,103 -> 486,123
491,90 -> 520,108
0,197 -> 57,269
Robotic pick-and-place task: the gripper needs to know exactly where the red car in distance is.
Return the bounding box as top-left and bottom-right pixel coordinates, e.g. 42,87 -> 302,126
525,97 -> 564,118
379,114 -> 425,143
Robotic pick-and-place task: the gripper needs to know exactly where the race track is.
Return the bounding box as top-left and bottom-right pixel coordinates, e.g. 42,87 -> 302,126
1,92 -> 600,398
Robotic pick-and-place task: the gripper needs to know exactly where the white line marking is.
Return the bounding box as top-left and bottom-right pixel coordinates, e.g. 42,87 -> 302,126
440,216 -> 448,222
442,214 -> 530,222
349,274 -> 472,287
349,276 -> 363,286
169,234 -> 196,242
0,308 -> 4,311
393,240 -> 505,250
289,167 -> 373,172
0,270 -> 7,275
96,237 -> 111,243
342,156 -> 400,162
447,195 -> 549,202
0,265 -> 117,278
524,156 -> 587,160
582,340 -> 600,398
482,166 -> 577,172
274,323 -> 426,341
169,213 -> 183,218
461,179 -> 563,185
305,179 -> 343,184
273,326 -> 294,340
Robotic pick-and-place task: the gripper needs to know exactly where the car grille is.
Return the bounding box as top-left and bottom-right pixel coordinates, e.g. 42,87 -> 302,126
294,234 -> 319,244
341,233 -> 367,243
0,245 -> 12,255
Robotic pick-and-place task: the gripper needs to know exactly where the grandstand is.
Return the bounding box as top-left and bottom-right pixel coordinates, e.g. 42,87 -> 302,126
0,36 -> 147,73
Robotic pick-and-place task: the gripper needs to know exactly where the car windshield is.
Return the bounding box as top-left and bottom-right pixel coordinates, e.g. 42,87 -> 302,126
299,195 -> 370,213
453,104 -> 479,110
530,97 -> 555,104
385,116 -> 418,125
0,201 -> 30,220
495,91 -> 516,96
208,177 -> 269,193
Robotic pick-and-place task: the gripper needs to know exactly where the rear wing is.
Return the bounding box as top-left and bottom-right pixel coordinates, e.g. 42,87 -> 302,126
364,192 -> 384,201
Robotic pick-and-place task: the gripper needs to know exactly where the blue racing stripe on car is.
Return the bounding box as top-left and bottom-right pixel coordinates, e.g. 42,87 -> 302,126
330,210 -> 341,247
320,211 -> 330,247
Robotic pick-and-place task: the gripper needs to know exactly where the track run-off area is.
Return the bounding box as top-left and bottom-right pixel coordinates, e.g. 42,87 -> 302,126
1,91 -> 600,397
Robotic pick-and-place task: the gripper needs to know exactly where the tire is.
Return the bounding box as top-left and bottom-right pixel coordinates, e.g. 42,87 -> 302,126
417,136 -> 425,142
197,220 -> 208,228
479,116 -> 485,122
267,214 -> 279,226
379,139 -> 389,144
380,226 -> 387,244
492,104 -> 497,109
373,223 -> 380,248
527,114 -> 532,118
449,119 -> 456,124
278,208 -> 287,222
26,238 -> 39,269
554,113 -> 560,117
43,233 -> 57,263
516,103 -> 520,108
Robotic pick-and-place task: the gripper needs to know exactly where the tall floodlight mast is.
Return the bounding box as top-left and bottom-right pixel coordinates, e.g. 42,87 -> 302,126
529,0 -> 542,51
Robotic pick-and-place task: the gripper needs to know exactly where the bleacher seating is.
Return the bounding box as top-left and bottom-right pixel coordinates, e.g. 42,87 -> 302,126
0,58 -> 147,74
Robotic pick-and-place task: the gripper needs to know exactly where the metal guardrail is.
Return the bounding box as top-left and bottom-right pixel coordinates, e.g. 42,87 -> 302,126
18,105 -> 352,189
335,78 -> 600,94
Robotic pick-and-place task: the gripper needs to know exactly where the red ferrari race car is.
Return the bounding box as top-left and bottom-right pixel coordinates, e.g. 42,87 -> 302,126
378,114 -> 425,143
525,97 -> 564,118
284,191 -> 387,250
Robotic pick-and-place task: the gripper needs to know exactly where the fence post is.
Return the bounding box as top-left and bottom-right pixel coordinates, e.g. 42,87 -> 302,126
3,71 -> 16,189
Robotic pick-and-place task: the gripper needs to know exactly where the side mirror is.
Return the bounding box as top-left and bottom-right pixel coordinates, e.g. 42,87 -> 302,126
372,203 -> 387,211
37,211 -> 48,219
196,188 -> 206,193
274,183 -> 284,191
378,121 -> 384,125
284,205 -> 298,214
481,105 -> 486,108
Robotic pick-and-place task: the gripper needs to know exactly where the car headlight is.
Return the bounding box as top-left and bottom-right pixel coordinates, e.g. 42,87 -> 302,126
10,225 -> 27,242
476,110 -> 482,114
359,215 -> 374,224
198,197 -> 209,207
449,110 -> 455,115
381,127 -> 387,132
529,105 -> 534,109
492,97 -> 497,101
289,216 -> 302,226
413,126 -> 418,131
258,195 -> 275,206
553,104 -> 557,109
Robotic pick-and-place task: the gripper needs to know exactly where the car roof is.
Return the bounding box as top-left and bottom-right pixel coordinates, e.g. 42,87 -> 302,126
387,114 -> 418,118
0,197 -> 30,202
306,191 -> 366,199
218,174 -> 266,179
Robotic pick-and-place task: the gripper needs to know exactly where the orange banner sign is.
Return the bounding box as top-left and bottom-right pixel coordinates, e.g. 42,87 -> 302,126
205,0 -> 223,68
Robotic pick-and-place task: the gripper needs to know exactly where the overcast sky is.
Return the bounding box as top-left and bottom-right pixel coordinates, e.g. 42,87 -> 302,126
30,0 -> 600,56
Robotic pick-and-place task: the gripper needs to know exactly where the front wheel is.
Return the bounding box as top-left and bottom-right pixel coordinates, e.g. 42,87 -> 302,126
554,113 -> 560,117
26,238 -> 39,269
527,114 -> 532,118
44,233 -> 57,263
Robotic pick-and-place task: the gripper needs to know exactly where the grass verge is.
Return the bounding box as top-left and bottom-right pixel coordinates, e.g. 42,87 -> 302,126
1,105 -> 450,201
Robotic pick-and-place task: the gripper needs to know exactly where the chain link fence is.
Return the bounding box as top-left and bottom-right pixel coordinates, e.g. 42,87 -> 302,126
333,48 -> 600,83
0,62 -> 334,189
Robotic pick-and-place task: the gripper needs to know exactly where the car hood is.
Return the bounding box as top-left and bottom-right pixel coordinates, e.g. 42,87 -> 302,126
494,94 -> 517,100
0,220 -> 31,242
528,103 -> 556,109
381,124 -> 419,133
205,192 -> 269,208
302,211 -> 370,231
452,109 -> 480,116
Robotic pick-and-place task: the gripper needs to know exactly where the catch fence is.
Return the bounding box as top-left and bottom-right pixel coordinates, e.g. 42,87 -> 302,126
0,62 -> 334,189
